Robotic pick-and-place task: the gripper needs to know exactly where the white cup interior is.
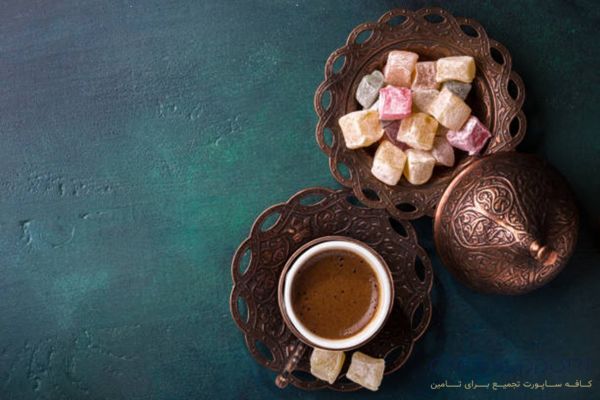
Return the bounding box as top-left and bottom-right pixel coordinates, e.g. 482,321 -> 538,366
283,240 -> 393,350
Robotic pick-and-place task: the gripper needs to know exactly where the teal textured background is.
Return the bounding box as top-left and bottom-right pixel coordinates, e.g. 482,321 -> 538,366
0,1 -> 598,399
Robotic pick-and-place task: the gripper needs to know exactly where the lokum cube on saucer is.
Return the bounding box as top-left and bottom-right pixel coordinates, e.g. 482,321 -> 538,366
404,149 -> 436,185
441,80 -> 472,100
371,140 -> 407,185
411,61 -> 439,90
436,56 -> 476,83
338,110 -> 384,149
446,115 -> 491,155
411,89 -> 439,114
381,121 -> 405,148
431,136 -> 455,167
356,70 -> 384,108
378,86 -> 412,120
396,112 -> 438,151
428,88 -> 471,130
383,50 -> 418,87
310,348 -> 345,385
346,352 -> 385,391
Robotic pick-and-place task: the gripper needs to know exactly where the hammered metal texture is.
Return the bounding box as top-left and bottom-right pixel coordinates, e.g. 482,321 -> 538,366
434,153 -> 579,295
230,188 -> 433,391
314,7 -> 526,219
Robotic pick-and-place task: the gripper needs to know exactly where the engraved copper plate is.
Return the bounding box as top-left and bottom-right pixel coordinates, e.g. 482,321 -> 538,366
434,153 -> 579,295
230,188 -> 433,391
314,7 -> 526,219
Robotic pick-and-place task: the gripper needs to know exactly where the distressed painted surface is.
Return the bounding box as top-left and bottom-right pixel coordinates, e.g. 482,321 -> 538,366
0,1 -> 598,399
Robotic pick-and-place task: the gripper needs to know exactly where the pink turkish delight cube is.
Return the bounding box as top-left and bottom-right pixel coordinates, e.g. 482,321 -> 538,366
412,62 -> 439,90
446,116 -> 491,155
383,50 -> 418,87
378,86 -> 412,120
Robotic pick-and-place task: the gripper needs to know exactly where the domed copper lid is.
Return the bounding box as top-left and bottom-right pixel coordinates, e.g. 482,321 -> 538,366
434,153 -> 579,295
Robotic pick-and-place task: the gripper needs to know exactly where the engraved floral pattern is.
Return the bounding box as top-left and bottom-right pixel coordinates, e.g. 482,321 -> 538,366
435,153 -> 578,294
452,176 -> 530,248
230,188 -> 433,391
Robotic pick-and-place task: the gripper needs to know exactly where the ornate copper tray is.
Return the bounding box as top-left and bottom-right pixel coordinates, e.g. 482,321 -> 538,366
314,7 -> 526,219
230,188 -> 433,391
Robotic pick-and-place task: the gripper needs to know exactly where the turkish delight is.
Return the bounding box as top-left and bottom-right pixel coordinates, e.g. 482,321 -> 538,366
404,149 -> 436,185
441,80 -> 472,100
436,56 -> 476,83
411,61 -> 439,90
383,50 -> 418,87
378,86 -> 412,120
348,50 -> 485,187
431,136 -> 455,167
346,352 -> 385,391
382,120 -> 408,150
411,89 -> 439,114
356,70 -> 384,108
371,140 -> 407,185
310,348 -> 346,384
396,112 -> 438,151
310,348 -> 345,385
446,115 -> 491,155
428,88 -> 471,130
338,110 -> 384,149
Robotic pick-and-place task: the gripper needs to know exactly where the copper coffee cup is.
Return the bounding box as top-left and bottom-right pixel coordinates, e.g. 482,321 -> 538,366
275,236 -> 394,388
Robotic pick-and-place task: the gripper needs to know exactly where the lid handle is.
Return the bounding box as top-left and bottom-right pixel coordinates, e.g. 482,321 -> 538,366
529,241 -> 558,267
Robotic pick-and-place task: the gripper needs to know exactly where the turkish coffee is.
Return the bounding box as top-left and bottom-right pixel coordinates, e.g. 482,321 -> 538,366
290,250 -> 379,340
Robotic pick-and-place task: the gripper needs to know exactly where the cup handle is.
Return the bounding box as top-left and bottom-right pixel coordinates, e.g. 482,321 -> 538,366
275,341 -> 307,389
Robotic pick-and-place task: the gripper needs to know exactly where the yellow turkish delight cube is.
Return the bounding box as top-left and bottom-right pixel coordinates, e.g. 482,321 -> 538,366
427,88 -> 471,130
411,89 -> 439,114
338,110 -> 384,149
404,149 -> 436,185
346,352 -> 385,391
436,56 -> 476,83
396,112 -> 438,151
310,348 -> 345,385
371,140 -> 407,186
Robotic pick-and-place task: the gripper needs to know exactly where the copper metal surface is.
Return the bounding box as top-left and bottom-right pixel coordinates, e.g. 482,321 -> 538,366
434,153 -> 579,295
314,7 -> 526,219
230,188 -> 433,391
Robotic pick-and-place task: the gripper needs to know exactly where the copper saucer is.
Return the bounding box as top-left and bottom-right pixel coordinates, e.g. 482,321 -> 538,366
314,7 -> 526,219
229,188 -> 433,391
